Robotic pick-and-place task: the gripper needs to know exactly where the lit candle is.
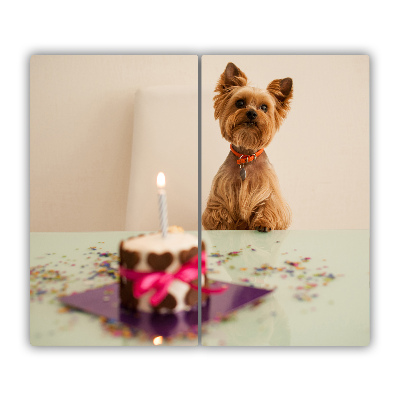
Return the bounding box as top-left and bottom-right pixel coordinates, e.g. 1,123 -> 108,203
157,172 -> 168,238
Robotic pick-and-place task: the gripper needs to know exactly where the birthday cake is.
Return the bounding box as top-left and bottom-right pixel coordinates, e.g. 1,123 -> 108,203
119,227 -> 208,313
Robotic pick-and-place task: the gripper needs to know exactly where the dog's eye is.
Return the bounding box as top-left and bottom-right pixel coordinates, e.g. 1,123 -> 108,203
260,104 -> 268,112
235,100 -> 245,108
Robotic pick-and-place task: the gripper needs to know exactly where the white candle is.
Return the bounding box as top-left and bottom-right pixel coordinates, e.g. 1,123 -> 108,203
157,172 -> 168,237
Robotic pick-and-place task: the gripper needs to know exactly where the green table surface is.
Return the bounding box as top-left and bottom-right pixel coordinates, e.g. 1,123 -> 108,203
30,230 -> 369,346
202,229 -> 370,346
30,231 -> 198,346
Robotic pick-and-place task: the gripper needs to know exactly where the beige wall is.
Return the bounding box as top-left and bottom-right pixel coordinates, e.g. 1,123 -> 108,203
31,55 -> 369,232
125,85 -> 198,231
30,55 -> 198,232
202,55 -> 369,230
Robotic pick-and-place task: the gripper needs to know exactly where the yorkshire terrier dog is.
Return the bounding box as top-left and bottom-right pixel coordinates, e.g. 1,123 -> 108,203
202,62 -> 293,231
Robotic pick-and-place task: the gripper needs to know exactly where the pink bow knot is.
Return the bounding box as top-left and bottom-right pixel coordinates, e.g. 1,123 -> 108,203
120,251 -> 209,307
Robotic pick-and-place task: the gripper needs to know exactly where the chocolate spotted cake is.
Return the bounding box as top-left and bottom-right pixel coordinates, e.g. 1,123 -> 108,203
119,228 -> 208,313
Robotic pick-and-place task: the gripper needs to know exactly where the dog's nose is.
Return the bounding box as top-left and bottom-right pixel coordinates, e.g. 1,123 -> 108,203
246,110 -> 257,121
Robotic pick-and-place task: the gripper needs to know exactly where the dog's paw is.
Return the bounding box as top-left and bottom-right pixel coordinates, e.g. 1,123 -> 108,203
255,226 -> 271,233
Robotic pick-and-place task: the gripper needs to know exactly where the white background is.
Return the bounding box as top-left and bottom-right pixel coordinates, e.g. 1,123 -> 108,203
1,1 -> 398,399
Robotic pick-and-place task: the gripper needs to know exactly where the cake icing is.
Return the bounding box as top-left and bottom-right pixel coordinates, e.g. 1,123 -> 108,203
121,232 -> 198,273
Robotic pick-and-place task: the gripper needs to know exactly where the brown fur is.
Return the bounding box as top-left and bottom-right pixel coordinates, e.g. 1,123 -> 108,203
202,62 -> 293,231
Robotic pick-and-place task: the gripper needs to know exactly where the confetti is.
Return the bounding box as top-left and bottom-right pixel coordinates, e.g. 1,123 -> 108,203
99,317 -> 139,339
98,251 -> 116,258
209,252 -> 224,258
207,245 -> 342,304
30,245 -> 197,344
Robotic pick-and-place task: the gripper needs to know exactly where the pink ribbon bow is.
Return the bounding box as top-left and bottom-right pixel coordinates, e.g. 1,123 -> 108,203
119,251 -> 226,306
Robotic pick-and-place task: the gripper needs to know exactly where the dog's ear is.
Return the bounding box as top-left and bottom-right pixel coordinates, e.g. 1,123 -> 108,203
267,78 -> 293,126
267,78 -> 293,108
217,63 -> 248,92
214,63 -> 248,119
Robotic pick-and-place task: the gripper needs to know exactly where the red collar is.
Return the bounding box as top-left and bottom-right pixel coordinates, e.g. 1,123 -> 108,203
230,145 -> 264,165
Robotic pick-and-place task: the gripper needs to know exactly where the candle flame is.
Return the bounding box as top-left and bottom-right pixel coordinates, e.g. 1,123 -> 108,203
157,172 -> 166,188
153,336 -> 163,345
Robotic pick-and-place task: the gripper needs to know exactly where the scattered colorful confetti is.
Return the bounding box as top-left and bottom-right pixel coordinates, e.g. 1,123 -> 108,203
207,245 -> 341,303
209,252 -> 224,258
99,317 -> 139,338
30,244 -> 199,344
98,251 -> 116,258
86,260 -> 119,280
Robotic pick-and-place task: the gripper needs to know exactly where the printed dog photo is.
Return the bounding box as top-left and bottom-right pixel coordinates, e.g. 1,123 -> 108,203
202,62 -> 293,231
30,55 -> 201,346
201,55 -> 369,346
202,56 -> 369,232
